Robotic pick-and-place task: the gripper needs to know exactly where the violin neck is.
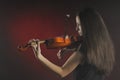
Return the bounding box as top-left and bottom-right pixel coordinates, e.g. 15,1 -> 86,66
30,40 -> 45,45
38,40 -> 46,44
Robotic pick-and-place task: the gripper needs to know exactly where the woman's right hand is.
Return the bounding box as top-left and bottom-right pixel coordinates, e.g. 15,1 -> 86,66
57,48 -> 76,59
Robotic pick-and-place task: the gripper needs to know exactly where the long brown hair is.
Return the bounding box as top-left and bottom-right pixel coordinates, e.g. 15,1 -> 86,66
79,8 -> 115,75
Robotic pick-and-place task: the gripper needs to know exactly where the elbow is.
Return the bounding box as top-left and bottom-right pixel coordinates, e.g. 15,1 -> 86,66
58,74 -> 67,78
54,67 -> 71,78
61,75 -> 67,78
58,69 -> 69,78
60,74 -> 67,78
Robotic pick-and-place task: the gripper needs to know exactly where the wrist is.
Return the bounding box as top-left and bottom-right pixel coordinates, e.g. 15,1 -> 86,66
37,53 -> 43,59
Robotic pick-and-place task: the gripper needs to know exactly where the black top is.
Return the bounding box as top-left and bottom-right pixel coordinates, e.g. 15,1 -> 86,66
74,61 -> 105,80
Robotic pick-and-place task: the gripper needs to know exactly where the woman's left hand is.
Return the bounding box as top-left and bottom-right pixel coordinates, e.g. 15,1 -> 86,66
28,39 -> 41,58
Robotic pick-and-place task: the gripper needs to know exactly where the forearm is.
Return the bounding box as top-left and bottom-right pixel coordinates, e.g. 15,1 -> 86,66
36,51 -> 81,78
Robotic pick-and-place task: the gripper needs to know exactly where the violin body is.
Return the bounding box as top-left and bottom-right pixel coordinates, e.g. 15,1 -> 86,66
45,37 -> 71,49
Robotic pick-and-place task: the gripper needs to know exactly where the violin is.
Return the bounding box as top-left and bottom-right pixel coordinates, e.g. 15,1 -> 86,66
17,35 -> 83,51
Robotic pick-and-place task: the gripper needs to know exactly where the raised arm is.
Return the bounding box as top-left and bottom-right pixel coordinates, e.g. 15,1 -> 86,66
29,39 -> 83,78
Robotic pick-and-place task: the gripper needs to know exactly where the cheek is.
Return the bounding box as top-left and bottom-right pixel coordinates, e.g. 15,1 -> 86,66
76,26 -> 78,31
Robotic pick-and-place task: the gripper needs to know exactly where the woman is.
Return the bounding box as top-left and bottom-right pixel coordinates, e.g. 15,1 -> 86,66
28,8 -> 115,80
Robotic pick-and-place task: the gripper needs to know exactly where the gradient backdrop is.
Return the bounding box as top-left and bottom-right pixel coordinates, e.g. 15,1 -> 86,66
0,0 -> 120,80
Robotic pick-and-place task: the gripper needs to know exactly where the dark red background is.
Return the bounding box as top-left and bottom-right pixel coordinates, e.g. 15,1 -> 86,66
0,0 -> 120,80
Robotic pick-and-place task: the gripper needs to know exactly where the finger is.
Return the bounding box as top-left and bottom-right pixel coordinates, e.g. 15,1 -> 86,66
30,41 -> 37,48
57,52 -> 61,59
35,39 -> 41,53
35,39 -> 39,43
36,39 -> 40,45
28,39 -> 36,44
57,50 -> 63,59
60,49 -> 66,53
